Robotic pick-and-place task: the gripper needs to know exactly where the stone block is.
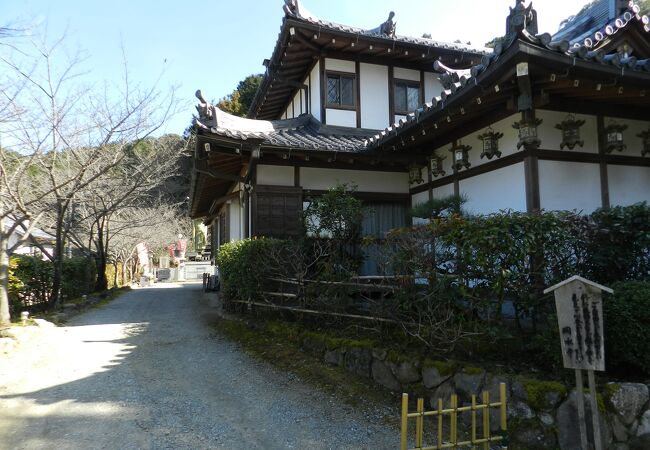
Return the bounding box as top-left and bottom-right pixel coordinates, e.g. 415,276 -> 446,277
453,369 -> 485,400
608,383 -> 650,426
371,359 -> 401,392
344,347 -> 372,378
391,360 -> 420,385
422,364 -> 449,389
556,390 -> 613,450
430,380 -> 455,409
324,350 -> 344,366
631,409 -> 650,450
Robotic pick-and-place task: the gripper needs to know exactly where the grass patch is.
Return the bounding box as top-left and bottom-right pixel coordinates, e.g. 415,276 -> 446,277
212,316 -> 399,424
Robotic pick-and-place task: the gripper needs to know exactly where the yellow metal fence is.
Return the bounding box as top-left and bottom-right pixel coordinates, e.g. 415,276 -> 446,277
400,383 -> 508,450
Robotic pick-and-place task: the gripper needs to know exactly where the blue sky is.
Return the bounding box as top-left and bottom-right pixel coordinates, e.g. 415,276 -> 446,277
1,0 -> 587,135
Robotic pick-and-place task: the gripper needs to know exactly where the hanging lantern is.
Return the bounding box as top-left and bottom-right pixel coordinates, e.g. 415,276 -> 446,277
408,164 -> 424,185
478,126 -> 504,159
637,126 -> 650,157
430,153 -> 446,178
449,141 -> 472,171
604,122 -> 627,153
512,117 -> 543,149
555,114 -> 585,150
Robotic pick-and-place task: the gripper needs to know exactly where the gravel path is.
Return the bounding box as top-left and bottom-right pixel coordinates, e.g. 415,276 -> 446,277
0,283 -> 397,450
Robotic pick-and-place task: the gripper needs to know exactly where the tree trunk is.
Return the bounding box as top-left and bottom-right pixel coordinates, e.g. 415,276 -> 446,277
0,234 -> 11,326
120,260 -> 127,286
50,217 -> 65,307
94,218 -> 108,291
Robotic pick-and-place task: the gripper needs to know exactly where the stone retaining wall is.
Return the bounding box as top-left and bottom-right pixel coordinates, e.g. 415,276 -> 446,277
300,334 -> 650,449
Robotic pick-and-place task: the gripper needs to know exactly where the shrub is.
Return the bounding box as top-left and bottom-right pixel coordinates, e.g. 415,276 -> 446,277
61,257 -> 97,300
587,203 -> 650,283
9,255 -> 53,310
216,238 -> 283,302
8,255 -> 97,312
604,281 -> 650,375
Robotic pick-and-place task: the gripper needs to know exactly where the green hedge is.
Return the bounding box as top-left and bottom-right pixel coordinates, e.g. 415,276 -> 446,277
9,255 -> 97,311
215,204 -> 650,374
604,281 -> 650,374
216,238 -> 282,302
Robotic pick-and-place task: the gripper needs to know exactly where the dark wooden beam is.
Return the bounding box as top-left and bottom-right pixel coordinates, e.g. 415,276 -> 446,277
355,60 -> 361,128
304,190 -> 410,202
292,31 -> 322,52
319,56 -> 326,124
259,154 -> 408,173
597,115 -> 610,209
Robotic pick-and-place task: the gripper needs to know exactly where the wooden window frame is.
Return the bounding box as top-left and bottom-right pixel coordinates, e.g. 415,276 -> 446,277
393,79 -> 421,116
325,71 -> 357,111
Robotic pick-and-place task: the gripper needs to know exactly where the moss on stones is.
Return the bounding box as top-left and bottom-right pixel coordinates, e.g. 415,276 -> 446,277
462,366 -> 484,375
523,379 -> 567,411
422,359 -> 455,377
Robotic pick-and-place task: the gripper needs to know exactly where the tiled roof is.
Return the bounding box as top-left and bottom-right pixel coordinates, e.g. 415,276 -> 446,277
363,1 -> 650,150
202,2 -> 650,154
195,101 -> 374,152
283,0 -> 492,55
553,0 -> 649,48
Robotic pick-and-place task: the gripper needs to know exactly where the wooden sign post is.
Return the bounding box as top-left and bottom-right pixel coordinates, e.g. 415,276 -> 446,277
544,276 -> 613,450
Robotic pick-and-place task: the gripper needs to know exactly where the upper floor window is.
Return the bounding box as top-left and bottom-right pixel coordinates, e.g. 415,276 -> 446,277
394,80 -> 420,115
326,72 -> 355,109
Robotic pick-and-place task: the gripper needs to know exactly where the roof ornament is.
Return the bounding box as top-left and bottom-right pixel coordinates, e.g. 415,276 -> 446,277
379,11 -> 397,37
195,90 -> 217,129
506,0 -> 539,37
283,0 -> 318,21
283,0 -> 299,16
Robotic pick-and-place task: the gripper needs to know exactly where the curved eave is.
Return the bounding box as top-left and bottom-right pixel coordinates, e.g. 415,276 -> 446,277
249,16 -> 488,120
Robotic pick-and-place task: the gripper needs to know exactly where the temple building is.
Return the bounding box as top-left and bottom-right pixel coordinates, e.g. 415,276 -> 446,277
189,0 -> 650,261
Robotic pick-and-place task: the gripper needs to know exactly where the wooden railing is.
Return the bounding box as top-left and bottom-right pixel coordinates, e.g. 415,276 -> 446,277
400,383 -> 508,450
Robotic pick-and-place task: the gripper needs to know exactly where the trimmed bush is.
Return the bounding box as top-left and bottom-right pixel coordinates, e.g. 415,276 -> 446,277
604,281 -> 650,374
9,256 -> 97,312
216,238 -> 283,302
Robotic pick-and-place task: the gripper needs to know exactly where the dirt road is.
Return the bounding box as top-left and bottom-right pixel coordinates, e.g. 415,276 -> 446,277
0,283 -> 396,450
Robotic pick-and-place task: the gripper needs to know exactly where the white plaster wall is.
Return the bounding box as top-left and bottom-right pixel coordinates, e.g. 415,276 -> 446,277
605,117 -> 650,157
394,67 -> 420,82
411,190 -> 430,225
325,58 -> 355,73
432,144 -> 454,178
394,114 -> 407,126
536,110 -> 598,153
433,113 -> 520,173
411,190 -> 429,207
326,108 -> 356,127
465,113 -> 521,169
431,183 -> 455,200
424,72 -> 444,103
310,62 -> 321,122
539,161 -> 602,213
256,165 -> 295,186
360,63 -> 389,130
229,199 -> 241,242
301,168 -> 409,193
303,77 -> 310,115
608,165 -> 650,206
293,91 -> 302,116
460,162 -> 527,215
